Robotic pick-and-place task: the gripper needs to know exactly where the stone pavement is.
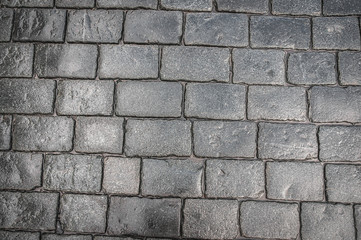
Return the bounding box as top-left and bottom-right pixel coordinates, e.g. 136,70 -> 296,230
0,0 -> 361,239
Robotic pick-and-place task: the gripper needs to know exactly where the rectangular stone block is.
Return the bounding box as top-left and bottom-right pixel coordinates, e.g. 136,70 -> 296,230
35,44 -> 97,78
216,0 -> 268,13
206,159 -> 264,198
272,0 -> 321,15
56,0 -> 94,8
97,0 -> 157,9
56,80 -> 114,115
183,199 -> 239,239
1,0 -> 53,7
324,0 -> 361,15
13,116 -> 74,152
0,231 -> 40,240
0,115 -> 11,150
248,86 -> 307,121
44,154 -> 102,192
0,9 -> 13,42
193,121 -> 257,158
251,16 -> 311,49
241,201 -> 299,239
142,159 -> 203,197
161,46 -> 230,82
185,83 -> 245,120
0,79 -> 55,114
185,13 -> 248,47
233,49 -> 285,85
94,237 -> 137,240
124,10 -> 182,44
339,52 -> 361,85
0,44 -> 33,77
116,81 -> 182,117
108,197 -> 181,237
99,45 -> 158,79
67,10 -> 123,43
43,235 -> 92,240
355,205 -> 361,240
160,0 -> 212,11
0,192 -> 58,230
310,86 -> 361,122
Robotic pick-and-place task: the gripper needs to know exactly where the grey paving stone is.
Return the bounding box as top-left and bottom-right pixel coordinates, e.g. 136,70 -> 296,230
124,10 -> 182,44
355,205 -> 361,240
161,0 -> 212,11
319,126 -> 361,162
0,115 -> 11,150
267,162 -> 324,201
125,120 -> 191,157
56,0 -> 94,8
161,46 -> 230,82
13,9 -> 66,42
206,159 -> 264,198
259,123 -> 318,160
216,0 -> 268,13
1,0 -> 53,7
233,49 -> 285,85
67,10 -> 123,43
97,0 -> 157,9
0,43 -> 33,77
116,81 -> 182,117
0,191 -> 58,230
0,152 -> 42,190
272,0 -> 321,15
44,154 -> 102,192
142,159 -> 203,197
288,52 -> 336,85
0,9 -> 13,42
313,17 -> 361,50
193,121 -> 257,158
0,78 -> 55,114
35,44 -> 97,78
183,199 -> 239,239
339,52 -> 361,85
185,83 -> 245,120
99,45 -> 158,79
301,202 -> 355,240
0,231 -> 40,240
185,13 -> 248,47
108,197 -> 181,237
324,0 -> 361,15
310,86 -> 361,122
248,86 -> 307,121
43,235 -> 92,240
13,116 -> 74,152
56,80 -> 114,115
103,157 -> 140,194
60,194 -> 107,233
94,237 -> 137,240
75,117 -> 124,154
241,201 -> 299,239
251,16 -> 310,49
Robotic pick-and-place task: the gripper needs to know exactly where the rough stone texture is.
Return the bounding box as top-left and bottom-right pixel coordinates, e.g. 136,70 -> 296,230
0,9 -> 13,42
13,116 -> 74,152
67,10 -> 123,43
125,120 -> 191,157
99,45 -> 158,79
355,205 -> 361,240
1,0 -> 53,7
259,123 -> 318,160
319,126 -> 361,162
339,52 -> 361,85
142,159 -> 203,197
251,16 -> 311,49
233,49 -> 285,85
324,0 -> 361,15
74,117 -> 124,154
216,0 -> 268,13
116,81 -> 182,117
267,162 -> 324,201
94,237 -> 136,240
193,121 -> 257,158
0,115 -> 11,150
310,86 -> 361,122
161,0 -> 212,11
35,44 -> 97,78
313,17 -> 361,50
108,197 -> 181,237
241,201 -> 299,239
0,78 -> 55,114
248,86 -> 307,121
161,46 -> 230,82
0,191 -> 58,230
185,13 -> 248,47
301,203 -> 355,240
0,231 -> 40,240
60,194 -> 107,233
288,52 -> 336,85
43,154 -> 102,192
43,235 -> 92,240
103,157 -> 140,194
0,43 -> 34,77
56,0 -> 94,8
272,0 -> 321,15
97,0 -> 158,9
183,199 -> 239,239
13,9 -> 66,42
56,80 -> 114,115
125,10 -> 182,44
185,83 -> 245,120
206,159 -> 264,198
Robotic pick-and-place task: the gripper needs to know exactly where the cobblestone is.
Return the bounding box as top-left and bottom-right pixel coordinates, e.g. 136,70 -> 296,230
339,52 -> 361,85
97,0 -> 158,9
56,0 -> 94,8
1,0 -> 53,7
0,9 -> 13,42
272,0 -> 321,15
323,0 -> 361,15
0,115 -> 11,150
216,0 -> 268,13
0,44 -> 34,77
0,231 -> 40,240
160,0 -> 212,11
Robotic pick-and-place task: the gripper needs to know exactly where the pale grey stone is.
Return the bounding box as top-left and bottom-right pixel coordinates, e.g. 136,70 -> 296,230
272,0 -> 321,15
354,205 -> 361,240
339,52 -> 361,85
0,9 -> 13,42
97,0 -> 157,9
0,231 -> 40,240
56,0 -> 94,8
161,0 -> 212,11
0,115 -> 11,150
0,44 -> 34,77
324,0 -> 361,15
1,0 -> 53,7
216,0 -> 268,13
43,235 -> 92,240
